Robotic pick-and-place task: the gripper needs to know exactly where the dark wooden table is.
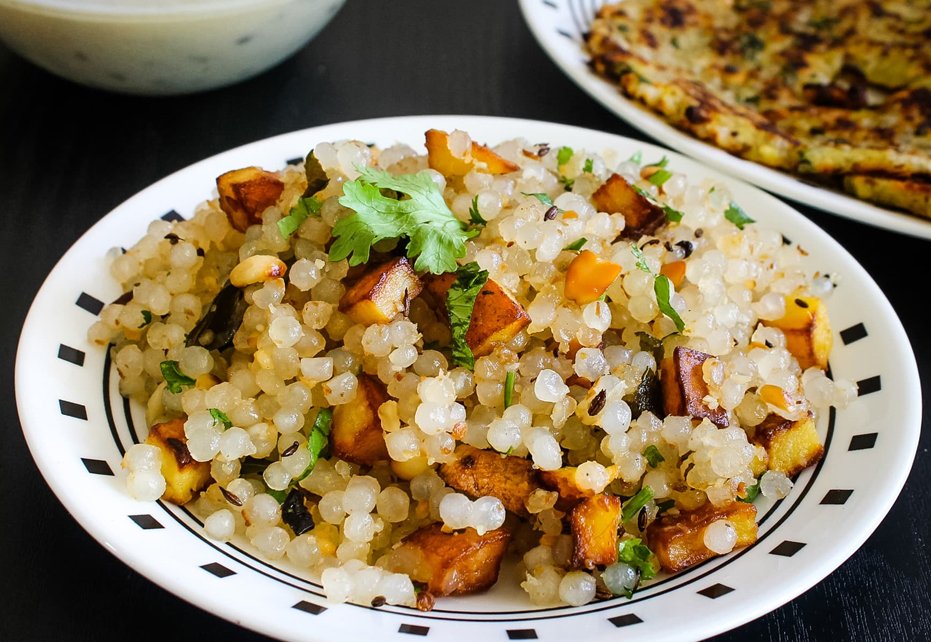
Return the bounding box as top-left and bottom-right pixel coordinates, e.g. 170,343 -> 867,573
2,2 -> 928,640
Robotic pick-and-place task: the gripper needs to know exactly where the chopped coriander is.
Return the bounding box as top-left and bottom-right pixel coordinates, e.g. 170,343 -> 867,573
631,183 -> 684,223
563,238 -> 587,251
209,408 -> 232,430
583,158 -> 594,173
278,196 -> 321,239
724,202 -> 755,230
739,482 -> 761,503
645,155 -> 669,169
643,445 -> 665,467
296,408 -> 333,481
557,146 -> 574,166
648,168 -> 673,187
331,166 -> 476,274
628,150 -> 643,165
446,262 -> 489,370
621,486 -> 654,522
654,274 -> 686,332
630,243 -> 650,273
138,310 -> 153,328
617,537 -> 659,581
524,192 -> 554,206
504,370 -> 516,408
266,486 -> 288,504
160,360 -> 195,394
469,195 -> 487,226
559,175 -> 575,190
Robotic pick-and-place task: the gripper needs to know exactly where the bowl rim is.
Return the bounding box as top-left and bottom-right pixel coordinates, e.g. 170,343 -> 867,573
0,0 -> 317,19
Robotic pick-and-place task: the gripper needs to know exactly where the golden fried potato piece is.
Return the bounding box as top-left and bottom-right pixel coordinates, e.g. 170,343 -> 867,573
330,374 -> 390,466
425,274 -> 530,357
438,445 -> 541,517
145,417 -> 211,505
646,501 -> 758,573
752,412 -> 824,477
659,346 -> 728,427
569,493 -> 621,570
425,129 -> 519,177
339,257 -> 423,325
216,166 -> 285,232
763,295 -> 833,370
592,173 -> 666,239
390,523 -> 512,596
538,467 -> 595,510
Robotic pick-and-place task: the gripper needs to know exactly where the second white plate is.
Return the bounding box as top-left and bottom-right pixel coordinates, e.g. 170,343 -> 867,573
519,0 -> 931,240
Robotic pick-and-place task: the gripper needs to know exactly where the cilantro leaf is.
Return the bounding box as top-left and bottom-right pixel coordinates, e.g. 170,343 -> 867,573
622,486 -> 654,522
563,238 -> 587,251
266,486 -> 288,504
138,310 -> 153,328
643,445 -> 665,467
209,408 -> 232,430
630,243 -> 650,273
655,274 -> 686,332
617,537 -> 659,581
332,167 -> 474,274
724,201 -> 755,230
739,481 -> 761,503
469,195 -> 487,226
645,155 -> 670,169
160,360 -> 195,394
583,158 -> 594,173
504,370 -> 516,408
524,192 -> 554,206
631,183 -> 683,223
557,146 -> 574,165
446,262 -> 489,370
278,196 -> 321,239
628,150 -> 643,165
296,408 -> 333,481
648,168 -> 673,187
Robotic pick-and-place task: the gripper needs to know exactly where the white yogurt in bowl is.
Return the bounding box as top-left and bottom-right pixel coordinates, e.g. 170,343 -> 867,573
0,0 -> 346,94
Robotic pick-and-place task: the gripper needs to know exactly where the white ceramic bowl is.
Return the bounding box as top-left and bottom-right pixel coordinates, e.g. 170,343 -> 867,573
0,0 -> 346,95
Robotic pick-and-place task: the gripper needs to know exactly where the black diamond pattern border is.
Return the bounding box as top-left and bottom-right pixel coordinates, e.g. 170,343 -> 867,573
292,601 -> 327,615
840,323 -> 868,345
821,489 -> 853,505
59,399 -> 88,420
81,458 -> 114,475
507,631 -> 538,640
609,614 -> 643,627
129,514 -> 164,530
770,540 -> 806,557
285,156 -> 304,166
398,624 -> 429,636
698,583 -> 734,599
200,562 -> 236,578
76,292 -> 104,315
161,210 -> 185,222
856,375 -> 881,396
849,433 -> 878,451
58,344 -> 85,366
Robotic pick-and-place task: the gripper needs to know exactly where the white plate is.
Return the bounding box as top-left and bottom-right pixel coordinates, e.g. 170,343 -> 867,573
15,115 -> 921,642
518,0 -> 931,240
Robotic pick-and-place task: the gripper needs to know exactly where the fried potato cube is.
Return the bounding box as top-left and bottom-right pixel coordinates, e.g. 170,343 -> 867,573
763,295 -> 833,370
425,274 -> 530,357
751,412 -> 824,477
646,501 -> 758,573
438,445 -> 541,516
425,129 -> 519,177
330,374 -> 390,465
592,173 -> 666,239
659,346 -> 728,427
339,257 -> 423,325
390,524 -> 512,596
216,166 -> 285,232
564,250 -> 623,305
569,493 -> 621,569
145,417 -> 211,505
539,467 -> 595,510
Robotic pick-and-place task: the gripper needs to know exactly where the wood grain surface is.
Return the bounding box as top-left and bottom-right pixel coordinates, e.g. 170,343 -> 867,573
1,1 -> 928,640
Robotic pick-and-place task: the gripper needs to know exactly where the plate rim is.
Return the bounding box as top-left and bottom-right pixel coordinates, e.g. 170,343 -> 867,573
15,114 -> 922,642
517,0 -> 931,240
